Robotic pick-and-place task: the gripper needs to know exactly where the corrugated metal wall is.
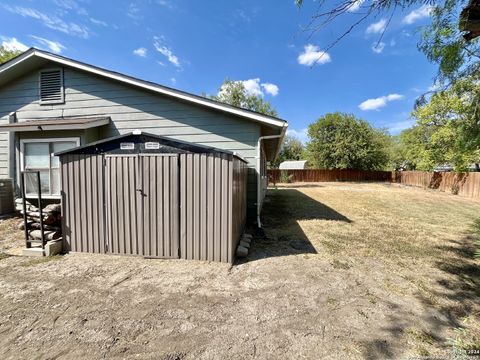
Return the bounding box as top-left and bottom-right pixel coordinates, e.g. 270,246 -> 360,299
61,152 -> 247,263
61,154 -> 106,253
179,153 -> 247,263
231,156 -> 248,259
105,154 -> 179,258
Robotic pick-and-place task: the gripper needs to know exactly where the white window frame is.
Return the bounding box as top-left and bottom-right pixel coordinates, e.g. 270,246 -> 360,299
20,137 -> 80,199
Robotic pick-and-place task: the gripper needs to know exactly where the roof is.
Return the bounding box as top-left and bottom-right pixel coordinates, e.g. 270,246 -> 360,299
55,131 -> 248,162
279,160 -> 308,170
0,48 -> 288,130
0,116 -> 110,132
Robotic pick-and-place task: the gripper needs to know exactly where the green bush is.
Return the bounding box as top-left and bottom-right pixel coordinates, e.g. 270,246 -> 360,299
279,170 -> 290,183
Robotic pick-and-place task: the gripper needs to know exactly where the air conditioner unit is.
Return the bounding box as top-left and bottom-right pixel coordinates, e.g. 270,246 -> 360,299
0,179 -> 14,215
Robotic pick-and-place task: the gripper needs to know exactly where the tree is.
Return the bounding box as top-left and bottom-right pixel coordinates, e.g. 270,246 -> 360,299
295,0 -> 479,86
209,79 -> 278,117
0,46 -> 21,64
306,112 -> 391,170
399,77 -> 480,171
270,134 -> 305,168
418,0 -> 480,86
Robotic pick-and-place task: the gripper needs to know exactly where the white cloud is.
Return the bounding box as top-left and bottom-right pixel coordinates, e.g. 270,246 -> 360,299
156,0 -> 174,9
366,18 -> 387,34
359,93 -> 404,111
127,3 -> 142,20
387,94 -> 404,101
0,36 -> 28,52
30,35 -> 66,53
90,18 -> 108,27
133,47 -> 147,57
428,81 -> 442,92
287,128 -> 308,144
371,41 -> 386,54
297,44 -> 331,66
153,37 -> 180,67
218,78 -> 279,98
261,82 -> 279,96
240,78 -> 263,97
53,0 -> 88,16
170,77 -> 177,84
347,0 -> 364,12
402,5 -> 433,25
386,94 -> 403,101
2,5 -> 90,38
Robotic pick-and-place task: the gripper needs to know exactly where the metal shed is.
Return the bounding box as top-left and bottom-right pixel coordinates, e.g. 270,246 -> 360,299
56,131 -> 248,263
279,160 -> 308,170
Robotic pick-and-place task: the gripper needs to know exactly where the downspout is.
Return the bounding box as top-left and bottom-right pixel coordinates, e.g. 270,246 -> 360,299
256,124 -> 287,228
7,112 -> 16,190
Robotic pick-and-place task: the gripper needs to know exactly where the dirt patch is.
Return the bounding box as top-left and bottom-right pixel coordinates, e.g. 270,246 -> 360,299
0,183 -> 479,359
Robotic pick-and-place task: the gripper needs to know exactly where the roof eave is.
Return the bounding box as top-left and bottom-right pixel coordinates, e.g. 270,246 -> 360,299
0,48 -> 287,129
271,123 -> 288,161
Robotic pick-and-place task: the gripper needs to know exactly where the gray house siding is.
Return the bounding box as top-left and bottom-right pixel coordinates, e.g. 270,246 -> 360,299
0,66 -> 261,215
0,123 -> 8,178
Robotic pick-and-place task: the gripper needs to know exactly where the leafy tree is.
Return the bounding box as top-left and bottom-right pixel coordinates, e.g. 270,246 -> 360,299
306,112 -> 390,170
418,0 -> 480,86
387,135 -> 414,170
0,46 -> 22,64
295,0 -> 479,87
270,134 -> 305,168
400,77 -> 480,171
209,79 -> 278,117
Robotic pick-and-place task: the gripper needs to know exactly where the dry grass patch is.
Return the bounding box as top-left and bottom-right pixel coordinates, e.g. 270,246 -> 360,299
0,183 -> 478,359
264,182 -> 480,356
0,216 -> 24,252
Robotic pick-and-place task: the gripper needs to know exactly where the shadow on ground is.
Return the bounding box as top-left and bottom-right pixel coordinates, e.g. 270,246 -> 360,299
271,184 -> 325,189
241,188 -> 351,262
360,223 -> 480,359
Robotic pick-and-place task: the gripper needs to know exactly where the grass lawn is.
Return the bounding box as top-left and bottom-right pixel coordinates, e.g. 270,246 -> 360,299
0,182 -> 479,359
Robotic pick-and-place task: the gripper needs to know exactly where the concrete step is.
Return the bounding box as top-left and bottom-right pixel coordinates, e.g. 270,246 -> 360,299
22,247 -> 45,257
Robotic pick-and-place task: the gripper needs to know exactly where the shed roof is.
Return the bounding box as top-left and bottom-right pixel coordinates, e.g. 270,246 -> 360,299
55,131 -> 248,162
279,160 -> 308,170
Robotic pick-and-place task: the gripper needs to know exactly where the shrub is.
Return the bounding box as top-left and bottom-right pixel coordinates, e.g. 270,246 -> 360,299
279,170 -> 290,183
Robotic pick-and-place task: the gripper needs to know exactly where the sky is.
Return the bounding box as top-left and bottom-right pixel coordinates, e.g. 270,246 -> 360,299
0,0 -> 438,142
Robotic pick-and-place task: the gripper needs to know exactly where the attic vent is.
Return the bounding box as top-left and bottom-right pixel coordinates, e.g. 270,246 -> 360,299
39,69 -> 64,104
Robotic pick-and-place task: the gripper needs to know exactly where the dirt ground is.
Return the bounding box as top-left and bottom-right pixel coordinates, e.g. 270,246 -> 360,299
0,182 -> 479,360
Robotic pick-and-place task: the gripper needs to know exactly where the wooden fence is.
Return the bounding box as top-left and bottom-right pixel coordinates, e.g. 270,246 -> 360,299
392,171 -> 480,199
268,169 -> 392,183
267,169 -> 480,200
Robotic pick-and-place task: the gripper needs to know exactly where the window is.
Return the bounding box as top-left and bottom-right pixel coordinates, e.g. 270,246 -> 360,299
39,69 -> 64,104
21,139 -> 79,197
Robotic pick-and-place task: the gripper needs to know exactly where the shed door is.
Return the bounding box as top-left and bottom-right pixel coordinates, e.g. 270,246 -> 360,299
105,154 -> 179,258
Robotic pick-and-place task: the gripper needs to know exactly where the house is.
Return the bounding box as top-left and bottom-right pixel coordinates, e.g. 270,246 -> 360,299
279,160 -> 308,170
0,48 -> 287,228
